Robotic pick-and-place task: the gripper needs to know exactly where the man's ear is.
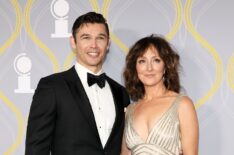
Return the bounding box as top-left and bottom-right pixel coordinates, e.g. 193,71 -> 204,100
107,39 -> 111,51
70,36 -> 76,49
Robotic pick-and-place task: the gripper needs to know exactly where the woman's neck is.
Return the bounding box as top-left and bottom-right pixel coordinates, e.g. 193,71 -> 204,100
143,84 -> 168,101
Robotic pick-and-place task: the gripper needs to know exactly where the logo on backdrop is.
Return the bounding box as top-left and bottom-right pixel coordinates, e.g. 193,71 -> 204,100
14,53 -> 34,93
50,0 -> 71,38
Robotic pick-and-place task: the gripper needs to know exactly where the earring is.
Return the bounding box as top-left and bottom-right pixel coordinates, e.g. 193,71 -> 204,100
163,70 -> 166,81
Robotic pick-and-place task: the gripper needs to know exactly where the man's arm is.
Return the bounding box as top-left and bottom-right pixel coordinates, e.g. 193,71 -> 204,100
25,78 -> 56,155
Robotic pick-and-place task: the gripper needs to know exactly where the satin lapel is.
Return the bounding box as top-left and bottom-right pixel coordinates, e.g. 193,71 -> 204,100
64,67 -> 100,139
104,77 -> 124,148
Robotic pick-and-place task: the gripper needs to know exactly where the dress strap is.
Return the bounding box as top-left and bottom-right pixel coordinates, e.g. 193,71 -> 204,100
174,94 -> 185,104
125,103 -> 136,119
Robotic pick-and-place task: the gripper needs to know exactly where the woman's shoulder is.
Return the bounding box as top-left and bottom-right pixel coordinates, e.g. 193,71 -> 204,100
179,95 -> 193,106
166,92 -> 194,109
168,91 -> 192,104
177,95 -> 196,114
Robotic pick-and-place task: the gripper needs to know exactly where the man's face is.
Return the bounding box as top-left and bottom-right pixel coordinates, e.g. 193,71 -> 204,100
70,23 -> 109,73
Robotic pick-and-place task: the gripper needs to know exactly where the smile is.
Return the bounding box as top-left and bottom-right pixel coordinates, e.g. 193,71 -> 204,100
87,52 -> 99,57
144,74 -> 155,77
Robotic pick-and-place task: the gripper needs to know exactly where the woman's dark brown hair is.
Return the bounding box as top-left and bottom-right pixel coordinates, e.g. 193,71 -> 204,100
124,34 -> 180,101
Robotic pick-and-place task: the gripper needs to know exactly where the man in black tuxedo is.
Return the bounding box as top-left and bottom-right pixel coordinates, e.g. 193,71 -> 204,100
25,12 -> 130,155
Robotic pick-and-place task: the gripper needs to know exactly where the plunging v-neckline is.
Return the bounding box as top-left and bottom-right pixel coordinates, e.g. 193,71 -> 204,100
130,95 -> 179,143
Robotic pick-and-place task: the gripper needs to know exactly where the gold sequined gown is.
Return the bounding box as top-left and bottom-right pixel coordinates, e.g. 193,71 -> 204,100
124,95 -> 183,155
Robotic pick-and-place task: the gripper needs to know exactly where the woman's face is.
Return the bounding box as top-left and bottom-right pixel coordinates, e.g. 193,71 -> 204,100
136,46 -> 165,87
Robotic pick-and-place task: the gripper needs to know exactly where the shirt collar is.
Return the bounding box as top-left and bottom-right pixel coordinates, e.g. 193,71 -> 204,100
75,62 -> 104,84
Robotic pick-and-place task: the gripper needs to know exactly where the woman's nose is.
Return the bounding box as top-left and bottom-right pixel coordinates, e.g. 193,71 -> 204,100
147,62 -> 152,71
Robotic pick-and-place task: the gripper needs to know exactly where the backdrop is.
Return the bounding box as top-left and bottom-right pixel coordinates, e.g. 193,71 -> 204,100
0,0 -> 233,155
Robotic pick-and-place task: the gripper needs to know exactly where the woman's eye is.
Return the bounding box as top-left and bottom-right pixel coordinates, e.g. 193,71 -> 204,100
138,59 -> 145,64
154,58 -> 161,63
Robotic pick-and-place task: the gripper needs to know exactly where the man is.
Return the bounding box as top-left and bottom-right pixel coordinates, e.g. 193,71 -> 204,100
25,12 -> 130,155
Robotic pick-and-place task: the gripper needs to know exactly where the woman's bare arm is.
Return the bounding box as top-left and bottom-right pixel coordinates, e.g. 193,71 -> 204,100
179,96 -> 199,155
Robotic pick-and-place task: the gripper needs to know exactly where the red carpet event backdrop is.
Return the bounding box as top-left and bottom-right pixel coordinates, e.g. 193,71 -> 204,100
0,0 -> 233,154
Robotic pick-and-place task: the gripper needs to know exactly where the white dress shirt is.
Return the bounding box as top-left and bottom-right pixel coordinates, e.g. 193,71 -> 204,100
75,62 -> 116,147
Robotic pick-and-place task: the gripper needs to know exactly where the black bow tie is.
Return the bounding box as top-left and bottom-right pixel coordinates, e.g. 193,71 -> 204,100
87,73 -> 106,88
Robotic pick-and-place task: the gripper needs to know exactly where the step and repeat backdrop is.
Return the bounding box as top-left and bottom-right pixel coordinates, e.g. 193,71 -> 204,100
0,0 -> 233,154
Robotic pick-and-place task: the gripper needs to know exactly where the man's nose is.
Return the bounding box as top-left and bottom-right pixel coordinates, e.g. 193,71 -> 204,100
90,39 -> 97,48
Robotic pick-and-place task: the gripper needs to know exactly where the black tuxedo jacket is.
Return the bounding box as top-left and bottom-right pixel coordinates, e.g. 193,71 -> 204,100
25,66 -> 130,155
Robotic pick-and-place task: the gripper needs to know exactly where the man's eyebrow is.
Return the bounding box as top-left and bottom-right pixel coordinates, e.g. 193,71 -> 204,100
98,33 -> 108,38
79,33 -> 108,38
80,33 -> 90,38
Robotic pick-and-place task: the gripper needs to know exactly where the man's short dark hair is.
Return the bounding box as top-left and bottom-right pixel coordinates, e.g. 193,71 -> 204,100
72,12 -> 109,41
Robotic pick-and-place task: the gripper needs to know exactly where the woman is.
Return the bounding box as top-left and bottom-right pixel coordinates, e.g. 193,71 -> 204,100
121,34 -> 199,155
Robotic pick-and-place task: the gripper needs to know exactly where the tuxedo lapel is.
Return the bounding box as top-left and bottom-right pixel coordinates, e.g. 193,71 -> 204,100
64,67 -> 100,140
104,77 -> 124,148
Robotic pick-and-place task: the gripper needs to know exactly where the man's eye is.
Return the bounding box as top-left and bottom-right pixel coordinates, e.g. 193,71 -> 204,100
81,36 -> 90,40
97,36 -> 105,40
